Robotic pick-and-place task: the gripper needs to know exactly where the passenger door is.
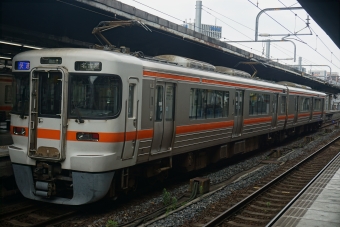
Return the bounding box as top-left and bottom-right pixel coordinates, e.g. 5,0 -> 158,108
122,78 -> 139,160
28,68 -> 67,161
271,94 -> 278,128
232,90 -> 243,137
150,82 -> 175,154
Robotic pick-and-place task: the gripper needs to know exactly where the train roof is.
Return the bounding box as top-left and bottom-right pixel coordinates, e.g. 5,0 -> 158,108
13,48 -> 326,97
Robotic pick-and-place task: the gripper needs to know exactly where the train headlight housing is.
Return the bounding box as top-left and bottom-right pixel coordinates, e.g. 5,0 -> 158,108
13,127 -> 26,136
76,132 -> 99,141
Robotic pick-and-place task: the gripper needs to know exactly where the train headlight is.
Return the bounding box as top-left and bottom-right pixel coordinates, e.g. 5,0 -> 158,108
13,127 -> 26,136
76,132 -> 99,141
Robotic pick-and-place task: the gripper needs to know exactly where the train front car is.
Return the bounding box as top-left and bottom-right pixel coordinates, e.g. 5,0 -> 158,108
9,49 -> 142,205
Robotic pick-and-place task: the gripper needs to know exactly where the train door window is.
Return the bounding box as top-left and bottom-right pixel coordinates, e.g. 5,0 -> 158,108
238,91 -> 243,115
281,96 -> 286,114
249,93 -> 258,116
215,90 -> 223,118
165,85 -> 174,121
273,94 -> 278,113
206,89 -> 215,119
5,85 -> 12,104
128,84 -> 135,118
223,91 -> 229,117
155,85 -> 163,121
189,88 -> 197,119
40,72 -> 62,116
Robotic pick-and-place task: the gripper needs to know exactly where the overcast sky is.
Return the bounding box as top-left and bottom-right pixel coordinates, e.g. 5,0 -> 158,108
121,0 -> 340,74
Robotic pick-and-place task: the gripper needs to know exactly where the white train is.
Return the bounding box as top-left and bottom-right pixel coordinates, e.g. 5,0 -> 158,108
9,48 -> 326,205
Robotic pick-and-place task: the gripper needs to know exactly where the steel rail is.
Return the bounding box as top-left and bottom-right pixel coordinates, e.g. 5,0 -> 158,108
203,135 -> 340,227
266,144 -> 340,226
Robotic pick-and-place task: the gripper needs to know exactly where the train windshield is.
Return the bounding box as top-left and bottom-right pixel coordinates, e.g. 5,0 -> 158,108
69,74 -> 122,119
11,73 -> 30,115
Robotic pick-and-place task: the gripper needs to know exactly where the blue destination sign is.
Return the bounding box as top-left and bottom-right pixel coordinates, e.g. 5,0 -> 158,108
15,61 -> 30,70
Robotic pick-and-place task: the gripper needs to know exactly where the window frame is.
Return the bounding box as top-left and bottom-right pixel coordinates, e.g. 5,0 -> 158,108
68,73 -> 122,120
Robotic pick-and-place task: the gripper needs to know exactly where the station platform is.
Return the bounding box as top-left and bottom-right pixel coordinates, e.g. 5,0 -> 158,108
325,110 -> 340,120
271,153 -> 340,227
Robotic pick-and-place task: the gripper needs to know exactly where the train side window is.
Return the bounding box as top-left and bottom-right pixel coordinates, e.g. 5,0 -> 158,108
206,89 -> 215,119
128,84 -> 135,118
249,93 -> 258,116
196,89 -> 206,119
301,97 -> 310,112
281,96 -> 286,114
5,85 -> 12,104
263,94 -> 270,114
314,99 -> 321,110
155,86 -> 163,121
215,90 -> 223,118
295,97 -> 298,111
223,91 -> 229,117
189,88 -> 197,119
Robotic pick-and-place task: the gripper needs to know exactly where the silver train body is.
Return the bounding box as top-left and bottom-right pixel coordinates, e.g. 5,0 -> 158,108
9,49 -> 326,205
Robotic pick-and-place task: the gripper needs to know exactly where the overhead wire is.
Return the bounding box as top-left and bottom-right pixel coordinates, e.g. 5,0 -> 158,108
247,0 -> 340,70
277,0 -> 340,64
203,4 -> 309,62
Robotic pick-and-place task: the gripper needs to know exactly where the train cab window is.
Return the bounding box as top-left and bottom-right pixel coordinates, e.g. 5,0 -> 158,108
281,96 -> 286,114
11,74 -> 30,115
128,84 -> 135,118
69,74 -> 122,119
301,97 -> 310,112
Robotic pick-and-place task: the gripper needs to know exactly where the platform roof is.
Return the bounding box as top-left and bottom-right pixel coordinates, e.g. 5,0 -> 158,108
1,0 -> 339,94
298,0 -> 339,49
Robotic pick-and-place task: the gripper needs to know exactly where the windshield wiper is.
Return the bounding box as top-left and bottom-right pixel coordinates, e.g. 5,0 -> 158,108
75,107 -> 84,124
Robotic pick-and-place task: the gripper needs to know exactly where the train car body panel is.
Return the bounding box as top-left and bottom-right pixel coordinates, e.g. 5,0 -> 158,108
8,48 -> 327,205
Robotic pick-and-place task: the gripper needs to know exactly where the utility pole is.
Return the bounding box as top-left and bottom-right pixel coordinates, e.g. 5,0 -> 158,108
195,1 -> 202,32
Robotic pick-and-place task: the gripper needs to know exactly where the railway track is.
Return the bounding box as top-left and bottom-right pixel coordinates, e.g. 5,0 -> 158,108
199,136 -> 340,227
0,202 -> 77,227
1,126 -> 339,227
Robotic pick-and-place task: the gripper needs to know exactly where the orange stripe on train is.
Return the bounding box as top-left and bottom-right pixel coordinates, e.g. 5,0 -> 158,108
143,71 -> 200,82
202,79 -> 282,93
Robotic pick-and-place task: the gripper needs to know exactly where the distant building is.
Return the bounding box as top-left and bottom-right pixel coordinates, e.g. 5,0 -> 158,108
182,23 -> 222,39
310,70 -> 327,80
328,72 -> 339,83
